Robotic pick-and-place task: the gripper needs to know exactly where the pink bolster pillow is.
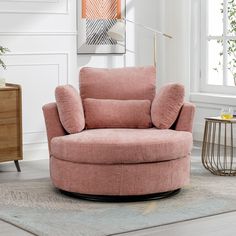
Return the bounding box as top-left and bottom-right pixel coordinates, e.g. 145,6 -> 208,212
55,85 -> 85,134
151,83 -> 185,129
83,98 -> 152,129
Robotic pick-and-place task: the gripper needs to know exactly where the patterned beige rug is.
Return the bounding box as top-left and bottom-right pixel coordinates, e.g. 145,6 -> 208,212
0,157 -> 236,236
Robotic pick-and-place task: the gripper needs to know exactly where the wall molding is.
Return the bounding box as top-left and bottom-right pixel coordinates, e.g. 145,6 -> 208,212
4,52 -> 70,145
0,0 -> 58,2
195,104 -> 221,110
191,92 -> 236,107
23,142 -> 48,161
0,32 -> 77,36
5,51 -> 70,83
0,0 -> 69,14
4,51 -> 70,85
4,51 -> 70,55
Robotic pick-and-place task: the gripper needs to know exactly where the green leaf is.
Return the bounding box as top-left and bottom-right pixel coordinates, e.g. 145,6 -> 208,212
0,45 -> 9,70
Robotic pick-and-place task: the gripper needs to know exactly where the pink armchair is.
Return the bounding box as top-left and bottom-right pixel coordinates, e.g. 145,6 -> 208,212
43,66 -> 195,201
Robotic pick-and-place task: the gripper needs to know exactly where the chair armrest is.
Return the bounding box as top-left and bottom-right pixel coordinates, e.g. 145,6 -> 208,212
175,102 -> 196,133
42,102 -> 67,155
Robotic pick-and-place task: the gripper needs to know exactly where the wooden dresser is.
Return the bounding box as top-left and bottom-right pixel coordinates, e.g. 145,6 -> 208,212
0,83 -> 22,171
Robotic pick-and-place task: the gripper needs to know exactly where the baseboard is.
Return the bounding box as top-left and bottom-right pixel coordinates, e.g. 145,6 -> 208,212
23,143 -> 49,161
193,140 -> 202,148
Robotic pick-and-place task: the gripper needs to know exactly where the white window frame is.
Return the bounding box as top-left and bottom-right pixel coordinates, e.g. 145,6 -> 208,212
200,0 -> 236,95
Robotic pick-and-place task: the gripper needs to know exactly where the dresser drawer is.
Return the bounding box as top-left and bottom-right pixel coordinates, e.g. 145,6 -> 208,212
0,84 -> 22,166
0,147 -> 20,162
0,90 -> 18,119
0,123 -> 21,160
0,117 -> 17,125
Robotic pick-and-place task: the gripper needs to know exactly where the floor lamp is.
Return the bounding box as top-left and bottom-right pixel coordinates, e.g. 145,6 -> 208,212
107,18 -> 172,67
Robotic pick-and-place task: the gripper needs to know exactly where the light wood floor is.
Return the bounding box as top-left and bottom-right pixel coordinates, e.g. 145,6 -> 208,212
114,211 -> 236,236
1,148 -> 236,236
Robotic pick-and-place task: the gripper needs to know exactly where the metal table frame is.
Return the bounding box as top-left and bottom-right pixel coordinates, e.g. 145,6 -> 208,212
202,117 -> 236,176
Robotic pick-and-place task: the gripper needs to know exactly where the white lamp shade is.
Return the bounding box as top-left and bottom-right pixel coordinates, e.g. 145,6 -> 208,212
107,21 -> 125,42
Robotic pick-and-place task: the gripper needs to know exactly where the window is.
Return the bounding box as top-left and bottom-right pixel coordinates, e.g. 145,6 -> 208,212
200,0 -> 236,94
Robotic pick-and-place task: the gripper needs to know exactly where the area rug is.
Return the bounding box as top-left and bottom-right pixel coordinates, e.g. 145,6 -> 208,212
0,156 -> 236,236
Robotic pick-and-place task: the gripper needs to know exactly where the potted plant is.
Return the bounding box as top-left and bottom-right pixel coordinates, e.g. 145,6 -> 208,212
0,46 -> 9,87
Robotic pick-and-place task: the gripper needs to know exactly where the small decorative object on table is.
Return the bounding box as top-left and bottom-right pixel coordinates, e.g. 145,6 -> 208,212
202,116 -> 236,176
220,107 -> 233,120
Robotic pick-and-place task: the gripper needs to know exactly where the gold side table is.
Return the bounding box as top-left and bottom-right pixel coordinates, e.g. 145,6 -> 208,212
202,117 -> 236,176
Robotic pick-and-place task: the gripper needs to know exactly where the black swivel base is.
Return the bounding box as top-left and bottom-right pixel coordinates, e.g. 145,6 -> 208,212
60,188 -> 181,202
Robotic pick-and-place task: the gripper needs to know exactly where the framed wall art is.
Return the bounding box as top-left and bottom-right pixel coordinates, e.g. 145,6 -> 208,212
77,0 -> 126,54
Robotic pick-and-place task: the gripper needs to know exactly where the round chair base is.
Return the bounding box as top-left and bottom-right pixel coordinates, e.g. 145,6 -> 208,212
60,188 -> 181,202
50,156 -> 190,198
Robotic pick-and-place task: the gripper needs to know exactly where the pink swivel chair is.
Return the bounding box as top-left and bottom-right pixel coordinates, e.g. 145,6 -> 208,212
43,66 -> 195,201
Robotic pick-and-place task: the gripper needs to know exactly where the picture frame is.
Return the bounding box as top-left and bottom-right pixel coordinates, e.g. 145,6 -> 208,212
77,0 -> 126,54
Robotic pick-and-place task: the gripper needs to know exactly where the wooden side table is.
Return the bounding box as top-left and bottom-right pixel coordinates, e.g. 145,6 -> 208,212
0,83 -> 22,171
201,117 -> 236,176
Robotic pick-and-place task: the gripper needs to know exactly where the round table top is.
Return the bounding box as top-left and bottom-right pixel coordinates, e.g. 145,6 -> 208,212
205,116 -> 236,123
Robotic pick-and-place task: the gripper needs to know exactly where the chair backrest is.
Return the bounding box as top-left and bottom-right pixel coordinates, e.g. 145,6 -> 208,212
79,66 -> 156,101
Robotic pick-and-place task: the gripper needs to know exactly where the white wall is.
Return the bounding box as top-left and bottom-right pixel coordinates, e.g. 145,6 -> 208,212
0,0 -> 168,160
0,0 -> 77,160
164,0 -> 191,97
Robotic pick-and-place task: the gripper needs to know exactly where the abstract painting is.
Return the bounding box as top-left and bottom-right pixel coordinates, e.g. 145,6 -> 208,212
77,0 -> 125,54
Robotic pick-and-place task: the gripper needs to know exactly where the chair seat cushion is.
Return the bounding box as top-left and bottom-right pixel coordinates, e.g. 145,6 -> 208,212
51,128 -> 192,164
